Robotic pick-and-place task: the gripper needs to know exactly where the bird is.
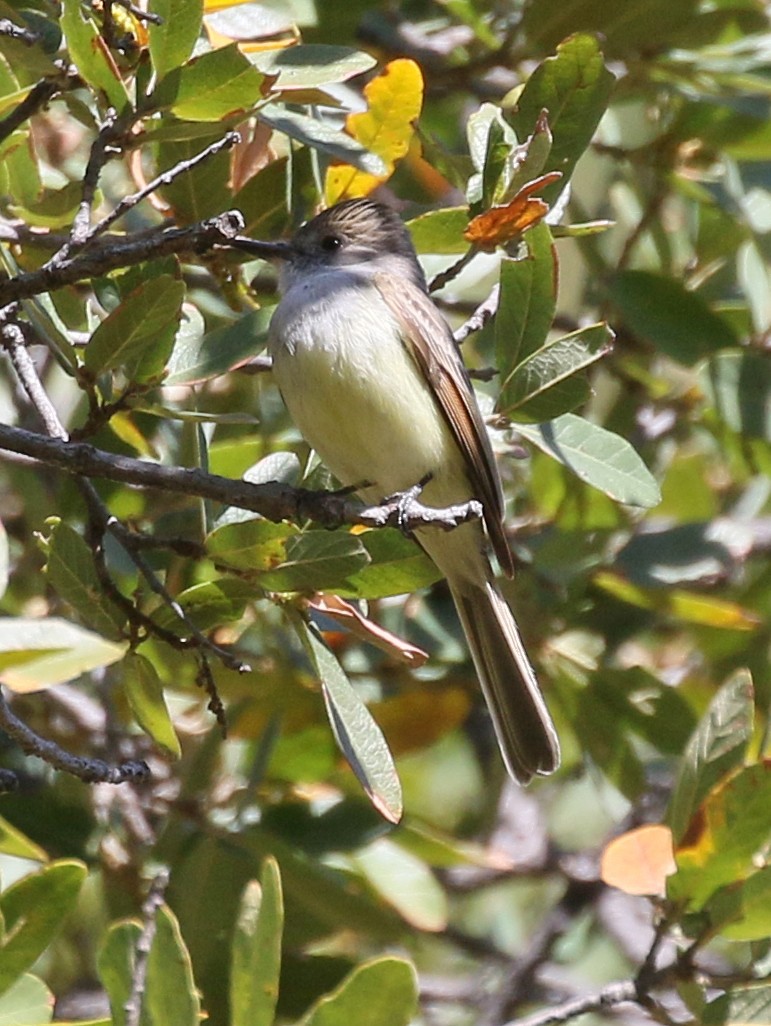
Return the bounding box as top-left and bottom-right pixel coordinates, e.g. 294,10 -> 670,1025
231,198 -> 560,784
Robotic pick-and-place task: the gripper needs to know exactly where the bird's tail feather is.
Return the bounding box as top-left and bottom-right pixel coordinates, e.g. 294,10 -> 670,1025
451,579 -> 560,783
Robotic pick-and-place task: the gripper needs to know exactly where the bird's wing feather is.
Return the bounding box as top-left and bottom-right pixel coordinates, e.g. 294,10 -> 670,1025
373,272 -> 514,576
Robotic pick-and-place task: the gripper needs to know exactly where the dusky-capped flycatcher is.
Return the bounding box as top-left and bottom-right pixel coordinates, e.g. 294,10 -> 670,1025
232,198 -> 560,783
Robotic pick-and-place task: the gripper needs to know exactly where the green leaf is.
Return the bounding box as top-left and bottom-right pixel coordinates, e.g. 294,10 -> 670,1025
351,839 -> 447,931
165,308 -> 273,385
670,762 -> 771,909
42,519 -> 125,638
0,973 -> 53,1026
508,33 -> 614,204
143,906 -> 200,1026
699,350 -> 771,442
608,271 -> 738,366
703,982 -> 771,1026
248,45 -> 375,88
704,865 -> 771,943
231,858 -> 284,1026
0,519 -> 8,601
0,617 -> 128,693
520,0 -> 702,58
407,207 -> 469,255
206,518 -> 298,573
148,0 -> 202,78
84,275 -> 185,379
0,816 -> 47,862
299,957 -> 417,1026
516,414 -> 661,508
234,157 -> 290,238
495,224 -> 557,374
97,920 -> 140,1026
336,529 -> 440,600
259,532 -> 371,593
8,180 -> 83,229
259,103 -> 388,176
61,0 -> 129,109
0,861 -> 87,997
295,616 -> 402,823
499,322 -> 614,418
668,669 -> 754,843
152,578 -> 255,634
157,132 -> 233,223
123,652 -> 181,759
99,907 -> 199,1026
154,44 -> 264,121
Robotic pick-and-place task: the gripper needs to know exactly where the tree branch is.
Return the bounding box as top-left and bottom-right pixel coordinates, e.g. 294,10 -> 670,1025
0,688 -> 150,785
0,422 -> 484,533
0,212 -> 246,306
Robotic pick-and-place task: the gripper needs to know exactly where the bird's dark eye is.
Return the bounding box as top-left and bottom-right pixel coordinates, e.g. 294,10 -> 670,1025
320,234 -> 341,252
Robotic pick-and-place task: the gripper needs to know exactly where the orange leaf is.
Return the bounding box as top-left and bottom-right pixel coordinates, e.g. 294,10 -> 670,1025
307,593 -> 428,667
464,171 -> 562,251
601,824 -> 677,896
324,58 -> 424,204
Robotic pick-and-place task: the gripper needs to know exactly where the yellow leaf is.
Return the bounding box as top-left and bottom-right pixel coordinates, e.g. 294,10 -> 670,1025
601,825 -> 676,896
324,58 -> 424,205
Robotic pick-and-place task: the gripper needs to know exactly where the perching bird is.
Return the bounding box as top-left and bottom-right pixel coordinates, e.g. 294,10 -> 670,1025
232,199 -> 560,783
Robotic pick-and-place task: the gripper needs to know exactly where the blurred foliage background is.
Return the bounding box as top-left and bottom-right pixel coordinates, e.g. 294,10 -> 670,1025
0,0 -> 770,1024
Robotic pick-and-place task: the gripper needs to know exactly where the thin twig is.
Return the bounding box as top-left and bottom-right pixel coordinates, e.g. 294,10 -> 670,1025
454,283 -> 500,344
428,248 -> 476,293
505,980 -> 638,1026
0,211 -> 246,306
0,75 -> 63,146
89,131 -> 240,241
0,422 -> 485,534
60,107 -> 123,258
0,689 -> 150,784
124,870 -> 170,1026
0,18 -> 40,44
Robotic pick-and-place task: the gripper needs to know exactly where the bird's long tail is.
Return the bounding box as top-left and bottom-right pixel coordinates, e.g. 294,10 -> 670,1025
450,579 -> 560,783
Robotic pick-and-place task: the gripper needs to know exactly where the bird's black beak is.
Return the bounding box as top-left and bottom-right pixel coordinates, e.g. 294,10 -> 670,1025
229,236 -> 291,261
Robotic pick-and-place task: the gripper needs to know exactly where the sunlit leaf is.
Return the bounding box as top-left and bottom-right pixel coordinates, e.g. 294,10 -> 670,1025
249,45 -> 375,88
84,275 -> 185,380
259,532 -> 370,593
295,616 -> 402,823
601,825 -> 676,896
123,652 -> 181,759
495,223 -> 556,375
148,0 -> 202,78
0,618 -> 128,693
41,519 -> 125,639
508,33 -> 614,202
325,59 -> 424,204
61,0 -> 129,109
516,414 -> 661,508
231,859 -> 283,1026
0,861 -> 87,998
298,957 -> 418,1026
668,669 -> 754,843
352,839 -> 447,930
670,761 -> 771,909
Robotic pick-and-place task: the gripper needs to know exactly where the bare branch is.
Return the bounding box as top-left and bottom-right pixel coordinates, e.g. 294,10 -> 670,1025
454,283 -> 500,344
89,131 -> 241,241
0,688 -> 150,784
0,17 -> 40,44
505,981 -> 638,1026
0,422 -> 485,533
124,870 -> 170,1026
0,212 -> 246,306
